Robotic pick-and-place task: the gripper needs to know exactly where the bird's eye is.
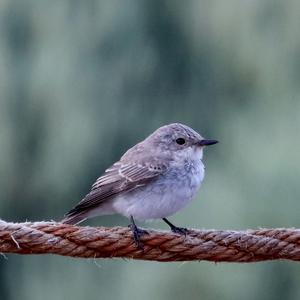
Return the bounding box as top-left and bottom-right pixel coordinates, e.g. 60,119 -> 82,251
176,138 -> 186,145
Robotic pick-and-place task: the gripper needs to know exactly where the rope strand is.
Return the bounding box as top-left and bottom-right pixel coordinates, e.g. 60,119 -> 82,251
1,220 -> 300,262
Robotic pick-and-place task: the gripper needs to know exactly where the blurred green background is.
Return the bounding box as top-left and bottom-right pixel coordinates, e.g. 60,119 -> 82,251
1,0 -> 300,299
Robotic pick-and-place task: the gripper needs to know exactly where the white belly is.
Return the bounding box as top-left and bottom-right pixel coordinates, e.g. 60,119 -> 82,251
112,159 -> 205,220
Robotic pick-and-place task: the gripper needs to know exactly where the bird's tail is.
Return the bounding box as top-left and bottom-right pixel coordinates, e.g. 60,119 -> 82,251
61,212 -> 87,225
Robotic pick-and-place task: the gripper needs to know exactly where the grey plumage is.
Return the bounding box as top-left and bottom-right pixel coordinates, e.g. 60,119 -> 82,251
62,123 -> 217,227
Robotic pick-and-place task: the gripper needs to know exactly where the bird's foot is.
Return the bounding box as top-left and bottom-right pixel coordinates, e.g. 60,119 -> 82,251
170,226 -> 190,235
162,218 -> 190,235
129,224 -> 148,249
129,216 -> 149,249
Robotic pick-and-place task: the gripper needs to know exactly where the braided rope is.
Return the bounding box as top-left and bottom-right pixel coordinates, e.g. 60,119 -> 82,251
1,220 -> 300,262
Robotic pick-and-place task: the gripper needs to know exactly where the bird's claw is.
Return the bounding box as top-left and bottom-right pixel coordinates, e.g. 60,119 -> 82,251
170,226 -> 190,235
128,224 -> 149,249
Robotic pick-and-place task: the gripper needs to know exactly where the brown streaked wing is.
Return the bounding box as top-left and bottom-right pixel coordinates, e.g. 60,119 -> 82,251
65,161 -> 167,215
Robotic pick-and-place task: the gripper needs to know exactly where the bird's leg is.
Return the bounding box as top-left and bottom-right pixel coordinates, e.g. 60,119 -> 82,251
129,216 -> 148,248
162,218 -> 190,235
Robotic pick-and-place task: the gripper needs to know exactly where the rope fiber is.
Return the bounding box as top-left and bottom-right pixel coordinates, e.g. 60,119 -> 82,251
1,220 -> 300,262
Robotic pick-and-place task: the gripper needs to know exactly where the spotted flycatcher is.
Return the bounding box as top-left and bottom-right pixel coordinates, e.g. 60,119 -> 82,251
62,123 -> 218,246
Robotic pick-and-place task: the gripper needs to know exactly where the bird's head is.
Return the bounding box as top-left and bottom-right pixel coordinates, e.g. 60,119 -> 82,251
146,123 -> 218,159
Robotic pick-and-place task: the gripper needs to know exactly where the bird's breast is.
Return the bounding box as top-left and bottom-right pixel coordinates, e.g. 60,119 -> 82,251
167,158 -> 205,197
112,158 -> 205,220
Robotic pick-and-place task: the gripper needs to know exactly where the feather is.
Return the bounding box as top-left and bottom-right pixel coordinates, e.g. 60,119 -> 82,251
62,160 -> 168,221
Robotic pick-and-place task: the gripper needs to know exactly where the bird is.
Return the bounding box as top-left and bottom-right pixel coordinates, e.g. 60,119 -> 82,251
62,123 -> 218,247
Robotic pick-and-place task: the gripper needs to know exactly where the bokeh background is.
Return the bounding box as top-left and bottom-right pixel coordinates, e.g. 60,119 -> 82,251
1,1 -> 300,299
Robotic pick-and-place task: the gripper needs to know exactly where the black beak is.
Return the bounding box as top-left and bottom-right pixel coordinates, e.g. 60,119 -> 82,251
198,139 -> 219,146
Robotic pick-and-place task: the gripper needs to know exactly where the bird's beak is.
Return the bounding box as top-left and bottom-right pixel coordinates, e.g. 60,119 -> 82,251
197,139 -> 219,146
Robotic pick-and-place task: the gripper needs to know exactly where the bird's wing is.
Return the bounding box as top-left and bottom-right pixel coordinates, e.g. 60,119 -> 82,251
65,161 -> 167,216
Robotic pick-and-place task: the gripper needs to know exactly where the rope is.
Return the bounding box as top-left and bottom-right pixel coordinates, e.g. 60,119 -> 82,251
1,219 -> 300,262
